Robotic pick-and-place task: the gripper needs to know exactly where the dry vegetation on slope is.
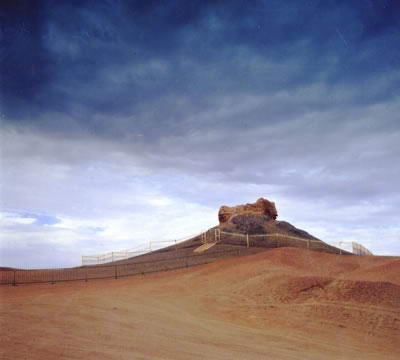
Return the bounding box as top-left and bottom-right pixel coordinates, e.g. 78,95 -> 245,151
1,247 -> 399,360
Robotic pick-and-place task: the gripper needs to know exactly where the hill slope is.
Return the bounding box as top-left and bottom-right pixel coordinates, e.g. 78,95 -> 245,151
1,247 -> 399,360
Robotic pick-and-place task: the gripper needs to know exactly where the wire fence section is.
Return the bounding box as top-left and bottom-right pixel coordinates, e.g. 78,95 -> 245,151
218,231 -> 339,253
1,229 -> 369,286
81,234 -> 201,265
82,230 -> 357,266
0,248 -> 247,286
333,241 -> 373,256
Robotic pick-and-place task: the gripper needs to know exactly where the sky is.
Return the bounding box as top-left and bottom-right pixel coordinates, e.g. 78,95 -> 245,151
1,0 -> 399,268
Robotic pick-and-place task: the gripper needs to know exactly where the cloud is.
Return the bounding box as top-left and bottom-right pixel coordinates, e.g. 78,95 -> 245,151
2,0 -> 400,122
0,212 -> 37,226
0,196 -> 216,268
1,0 -> 400,266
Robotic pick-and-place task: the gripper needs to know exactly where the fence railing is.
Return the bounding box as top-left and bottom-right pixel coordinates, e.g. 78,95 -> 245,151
81,242 -> 175,265
0,247 -> 256,286
216,230 -> 348,254
333,241 -> 373,256
1,228 -> 370,286
210,230 -> 369,255
82,234 -> 202,265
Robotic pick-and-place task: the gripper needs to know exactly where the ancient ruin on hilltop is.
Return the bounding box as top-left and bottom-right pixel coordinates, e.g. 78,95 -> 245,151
218,197 -> 284,235
218,197 -> 278,223
216,197 -> 372,256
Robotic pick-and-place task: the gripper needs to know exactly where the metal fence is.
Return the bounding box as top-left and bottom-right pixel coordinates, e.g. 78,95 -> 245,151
1,229 -> 365,286
82,236 -> 201,265
81,242 -> 175,265
217,230 -> 350,254
0,247 -> 252,286
333,241 -> 373,256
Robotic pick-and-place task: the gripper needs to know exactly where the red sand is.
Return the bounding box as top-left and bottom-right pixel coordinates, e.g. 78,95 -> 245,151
1,247 -> 399,359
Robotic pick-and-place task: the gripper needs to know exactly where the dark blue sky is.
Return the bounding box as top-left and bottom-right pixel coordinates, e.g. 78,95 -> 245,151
1,0 -> 400,267
2,0 -> 399,127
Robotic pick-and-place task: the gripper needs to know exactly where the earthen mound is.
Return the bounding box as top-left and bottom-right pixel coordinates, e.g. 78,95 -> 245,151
272,276 -> 400,307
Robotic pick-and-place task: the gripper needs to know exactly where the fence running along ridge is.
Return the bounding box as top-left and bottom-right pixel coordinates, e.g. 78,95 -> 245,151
81,231 -> 331,265
214,230 -> 371,255
333,241 -> 373,256
0,248 -> 255,286
1,229 -> 371,286
82,234 -> 202,265
216,230 -> 347,253
81,240 -> 178,265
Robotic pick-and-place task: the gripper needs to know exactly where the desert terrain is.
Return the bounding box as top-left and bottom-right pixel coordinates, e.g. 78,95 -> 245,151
1,247 -> 399,360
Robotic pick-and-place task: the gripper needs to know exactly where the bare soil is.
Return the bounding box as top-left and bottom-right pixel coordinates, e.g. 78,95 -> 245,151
1,247 -> 399,359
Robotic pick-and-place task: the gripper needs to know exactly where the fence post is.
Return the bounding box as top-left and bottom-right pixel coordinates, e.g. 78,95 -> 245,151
307,239 -> 310,249
215,229 -> 221,242
246,234 -> 249,248
114,265 -> 118,279
112,252 -> 114,262
85,267 -> 88,282
13,270 -> 16,286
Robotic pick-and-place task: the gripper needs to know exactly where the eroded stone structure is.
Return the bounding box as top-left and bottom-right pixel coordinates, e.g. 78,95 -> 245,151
218,197 -> 278,225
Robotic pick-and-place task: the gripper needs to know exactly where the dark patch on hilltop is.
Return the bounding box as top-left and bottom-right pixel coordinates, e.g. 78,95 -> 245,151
231,214 -> 271,234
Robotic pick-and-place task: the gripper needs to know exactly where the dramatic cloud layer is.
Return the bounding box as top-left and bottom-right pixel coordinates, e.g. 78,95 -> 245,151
1,0 -> 399,267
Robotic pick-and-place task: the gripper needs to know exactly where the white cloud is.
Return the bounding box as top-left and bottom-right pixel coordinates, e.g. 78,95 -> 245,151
1,93 -> 400,268
146,196 -> 174,207
0,212 -> 36,226
0,184 -> 217,267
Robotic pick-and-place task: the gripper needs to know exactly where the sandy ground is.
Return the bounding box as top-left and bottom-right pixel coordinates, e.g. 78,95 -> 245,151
1,247 -> 399,360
